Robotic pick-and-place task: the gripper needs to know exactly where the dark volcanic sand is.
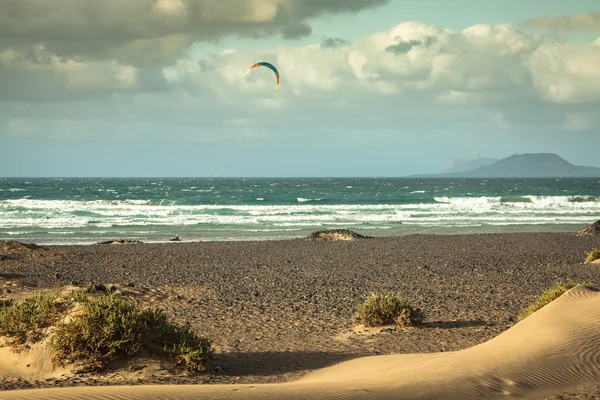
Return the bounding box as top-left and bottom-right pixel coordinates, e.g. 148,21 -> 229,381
1,232 -> 600,398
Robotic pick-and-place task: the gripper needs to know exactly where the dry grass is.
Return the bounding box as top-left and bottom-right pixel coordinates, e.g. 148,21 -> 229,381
517,281 -> 583,322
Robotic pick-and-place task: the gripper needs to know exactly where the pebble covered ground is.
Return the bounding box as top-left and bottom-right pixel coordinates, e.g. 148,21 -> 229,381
1,232 -> 599,398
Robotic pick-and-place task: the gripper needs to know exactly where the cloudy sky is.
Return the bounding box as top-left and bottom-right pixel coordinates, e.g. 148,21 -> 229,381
1,0 -> 599,177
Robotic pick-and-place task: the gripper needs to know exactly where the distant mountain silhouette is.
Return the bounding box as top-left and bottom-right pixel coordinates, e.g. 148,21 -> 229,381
411,153 -> 600,178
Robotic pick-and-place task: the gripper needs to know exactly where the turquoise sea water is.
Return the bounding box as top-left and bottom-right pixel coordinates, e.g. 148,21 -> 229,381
1,177 -> 599,244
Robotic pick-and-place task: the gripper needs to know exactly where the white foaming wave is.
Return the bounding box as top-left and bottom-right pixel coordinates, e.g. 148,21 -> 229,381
123,199 -> 152,205
1,197 -> 600,231
0,198 -> 152,210
434,196 -> 502,205
524,195 -> 599,205
6,196 -> 595,215
404,215 -> 596,223
3,212 -> 594,231
434,195 -> 599,208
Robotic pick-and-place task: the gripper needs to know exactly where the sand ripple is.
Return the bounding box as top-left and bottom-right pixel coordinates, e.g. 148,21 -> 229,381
2,285 -> 600,399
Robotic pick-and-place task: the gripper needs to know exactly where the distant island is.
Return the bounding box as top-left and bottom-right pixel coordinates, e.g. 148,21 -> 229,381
410,153 -> 600,178
443,156 -> 499,173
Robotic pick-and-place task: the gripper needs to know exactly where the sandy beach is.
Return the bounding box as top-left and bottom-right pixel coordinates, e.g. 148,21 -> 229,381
1,232 -> 600,398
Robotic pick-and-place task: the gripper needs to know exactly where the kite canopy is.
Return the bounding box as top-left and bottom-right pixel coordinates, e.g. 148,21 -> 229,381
246,62 -> 280,90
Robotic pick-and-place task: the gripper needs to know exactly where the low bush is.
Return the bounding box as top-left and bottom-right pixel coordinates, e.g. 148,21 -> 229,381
354,292 -> 423,327
0,287 -> 212,373
0,290 -> 63,348
585,248 -> 600,263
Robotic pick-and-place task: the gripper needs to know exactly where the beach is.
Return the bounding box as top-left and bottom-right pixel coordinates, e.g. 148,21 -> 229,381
1,232 -> 600,398
4,0 -> 600,397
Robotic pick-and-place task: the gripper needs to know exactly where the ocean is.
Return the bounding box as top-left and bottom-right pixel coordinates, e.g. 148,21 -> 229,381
1,177 -> 599,245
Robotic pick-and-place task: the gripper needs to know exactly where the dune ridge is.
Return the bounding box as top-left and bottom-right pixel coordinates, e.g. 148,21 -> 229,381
1,285 -> 600,399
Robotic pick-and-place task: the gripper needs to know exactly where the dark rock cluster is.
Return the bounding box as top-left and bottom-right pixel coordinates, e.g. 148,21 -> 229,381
305,229 -> 372,241
576,220 -> 600,236
95,240 -> 143,245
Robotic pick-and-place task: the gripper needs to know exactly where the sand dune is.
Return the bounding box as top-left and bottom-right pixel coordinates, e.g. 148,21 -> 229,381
1,284 -> 600,399
0,341 -> 69,381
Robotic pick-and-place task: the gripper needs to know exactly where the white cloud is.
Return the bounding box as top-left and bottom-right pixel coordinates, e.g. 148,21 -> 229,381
561,112 -> 595,132
486,110 -> 511,130
1,16 -> 599,107
527,40 -> 600,103
166,20 -> 593,109
1,17 -> 600,148
0,47 -> 145,101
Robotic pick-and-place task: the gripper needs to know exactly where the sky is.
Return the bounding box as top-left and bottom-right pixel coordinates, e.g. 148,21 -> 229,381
0,0 -> 599,177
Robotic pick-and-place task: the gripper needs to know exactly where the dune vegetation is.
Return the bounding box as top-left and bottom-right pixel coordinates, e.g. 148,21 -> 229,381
354,292 -> 424,327
584,248 -> 600,264
0,287 -> 212,373
517,281 -> 584,322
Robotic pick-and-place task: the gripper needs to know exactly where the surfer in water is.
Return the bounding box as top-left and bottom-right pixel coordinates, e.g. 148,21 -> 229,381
170,234 -> 181,242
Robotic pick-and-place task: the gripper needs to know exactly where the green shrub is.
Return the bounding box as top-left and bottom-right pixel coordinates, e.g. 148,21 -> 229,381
151,316 -> 212,372
0,288 -> 212,373
354,292 -> 424,327
50,290 -> 213,372
585,248 -> 600,263
517,281 -> 579,322
0,290 -> 63,347
0,299 -> 14,308
51,292 -> 153,370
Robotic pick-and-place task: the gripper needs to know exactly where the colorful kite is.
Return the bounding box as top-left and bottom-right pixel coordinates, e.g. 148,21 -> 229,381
246,62 -> 280,90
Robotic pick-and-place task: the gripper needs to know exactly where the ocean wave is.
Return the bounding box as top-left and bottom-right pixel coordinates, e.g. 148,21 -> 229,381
434,195 -> 600,206
570,196 -> 600,203
434,196 -> 502,205
1,196 -> 599,233
500,196 -> 533,203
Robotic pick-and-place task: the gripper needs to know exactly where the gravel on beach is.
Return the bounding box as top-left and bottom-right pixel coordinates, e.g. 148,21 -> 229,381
0,232 -> 599,397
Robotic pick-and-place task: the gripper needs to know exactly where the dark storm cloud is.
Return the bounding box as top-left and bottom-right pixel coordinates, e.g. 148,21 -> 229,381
0,0 -> 388,66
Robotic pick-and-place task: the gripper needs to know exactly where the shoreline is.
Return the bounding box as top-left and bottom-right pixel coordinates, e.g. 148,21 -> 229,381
1,232 -> 600,397
1,222 -> 590,246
